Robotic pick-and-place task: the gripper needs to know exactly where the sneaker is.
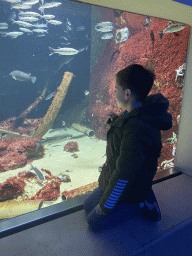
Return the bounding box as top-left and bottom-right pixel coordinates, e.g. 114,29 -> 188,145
140,189 -> 161,222
141,200 -> 161,222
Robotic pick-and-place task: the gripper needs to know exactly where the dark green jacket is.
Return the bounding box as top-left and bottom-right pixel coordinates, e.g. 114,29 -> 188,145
99,93 -> 172,214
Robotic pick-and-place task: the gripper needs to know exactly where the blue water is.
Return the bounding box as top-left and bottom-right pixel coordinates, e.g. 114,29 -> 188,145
0,0 -> 91,121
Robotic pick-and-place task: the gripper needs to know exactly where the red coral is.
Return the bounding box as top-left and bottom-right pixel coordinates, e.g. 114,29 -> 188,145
0,137 -> 44,172
41,168 -> 52,176
31,180 -> 61,201
0,177 -> 26,201
18,171 -> 36,179
64,141 -> 79,153
0,151 -> 27,171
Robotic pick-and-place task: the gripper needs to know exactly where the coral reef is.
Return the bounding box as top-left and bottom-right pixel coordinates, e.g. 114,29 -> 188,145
64,141 -> 79,153
0,137 -> 44,172
31,180 -> 61,201
32,72 -> 74,138
0,176 -> 26,201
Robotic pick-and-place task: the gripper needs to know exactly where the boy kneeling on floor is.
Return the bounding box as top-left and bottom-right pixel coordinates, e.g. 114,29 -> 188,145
84,64 -> 172,231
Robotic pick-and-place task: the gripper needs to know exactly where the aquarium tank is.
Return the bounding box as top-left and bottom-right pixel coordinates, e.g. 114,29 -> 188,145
0,0 -> 190,221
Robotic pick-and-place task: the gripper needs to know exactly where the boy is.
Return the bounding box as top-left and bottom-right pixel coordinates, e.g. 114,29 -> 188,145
83,64 -> 172,230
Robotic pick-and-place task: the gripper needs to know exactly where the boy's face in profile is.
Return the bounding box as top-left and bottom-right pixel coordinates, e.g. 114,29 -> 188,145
115,82 -> 131,109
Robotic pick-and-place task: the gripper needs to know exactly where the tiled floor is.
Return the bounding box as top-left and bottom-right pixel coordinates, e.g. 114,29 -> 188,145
0,173 -> 192,256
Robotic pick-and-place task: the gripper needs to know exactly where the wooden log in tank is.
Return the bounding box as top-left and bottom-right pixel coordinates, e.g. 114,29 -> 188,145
0,200 -> 43,220
32,72 -> 74,138
72,123 -> 95,137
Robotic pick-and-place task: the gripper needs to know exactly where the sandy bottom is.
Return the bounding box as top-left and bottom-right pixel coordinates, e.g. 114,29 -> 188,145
0,128 -> 107,208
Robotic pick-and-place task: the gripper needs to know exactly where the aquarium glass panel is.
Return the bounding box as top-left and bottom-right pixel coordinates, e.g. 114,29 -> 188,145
0,0 -> 190,221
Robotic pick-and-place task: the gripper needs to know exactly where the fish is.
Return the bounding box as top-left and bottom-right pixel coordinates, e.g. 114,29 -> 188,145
33,28 -> 48,33
67,18 -> 71,26
146,16 -> 150,24
38,1 -> 62,12
18,11 -> 41,17
34,134 -> 73,150
3,0 -> 21,3
36,34 -> 46,37
101,33 -> 113,40
150,30 -> 154,49
47,20 -> 62,25
58,56 -> 74,70
45,91 -> 56,100
19,16 -> 39,22
38,200 -> 44,209
95,21 -> 114,32
41,14 -> 55,20
10,70 -> 36,83
0,22 -> 8,27
84,90 -> 89,96
110,49 -> 120,63
11,19 -> 34,27
19,27 -> 33,33
76,26 -> 85,31
49,128 -> 67,133
49,46 -> 79,56
29,164 -> 44,180
62,121 -> 66,126
12,4 -> 32,9
2,31 -> 23,38
158,23 -> 185,39
0,26 -> 8,30
33,23 -> 48,28
22,0 -> 39,5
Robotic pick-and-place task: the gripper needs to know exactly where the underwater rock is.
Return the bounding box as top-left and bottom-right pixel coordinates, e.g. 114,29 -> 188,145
64,141 -> 79,152
58,174 -> 71,182
31,180 -> 61,201
71,153 -> 78,158
0,137 -> 44,171
0,176 -> 26,201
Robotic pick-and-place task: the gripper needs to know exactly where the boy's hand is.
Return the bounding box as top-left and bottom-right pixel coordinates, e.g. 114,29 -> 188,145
95,203 -> 106,215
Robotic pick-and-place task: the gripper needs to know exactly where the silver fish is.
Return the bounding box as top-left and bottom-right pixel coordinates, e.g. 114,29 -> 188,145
29,164 -> 44,180
159,23 -> 185,38
19,27 -> 33,33
33,23 -> 48,28
76,26 -> 85,31
34,134 -> 73,150
10,70 -> 36,83
12,4 -> 32,9
23,0 -> 39,5
18,11 -> 41,16
38,1 -> 62,12
41,14 -> 55,20
12,19 -> 34,27
47,20 -> 62,25
45,91 -> 56,100
33,28 -> 48,33
19,16 -> 39,22
101,33 -> 113,39
84,90 -> 89,96
2,31 -> 23,38
49,46 -> 79,56
58,56 -> 74,70
95,21 -> 114,32
67,18 -> 71,26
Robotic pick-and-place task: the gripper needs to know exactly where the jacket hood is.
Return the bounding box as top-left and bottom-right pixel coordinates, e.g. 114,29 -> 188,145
110,93 -> 172,131
136,93 -> 172,130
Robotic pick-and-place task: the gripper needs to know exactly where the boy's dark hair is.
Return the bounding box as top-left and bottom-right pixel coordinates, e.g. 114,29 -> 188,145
115,64 -> 156,102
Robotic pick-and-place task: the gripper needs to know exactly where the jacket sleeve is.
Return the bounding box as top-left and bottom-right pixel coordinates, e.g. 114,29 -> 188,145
99,131 -> 146,214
